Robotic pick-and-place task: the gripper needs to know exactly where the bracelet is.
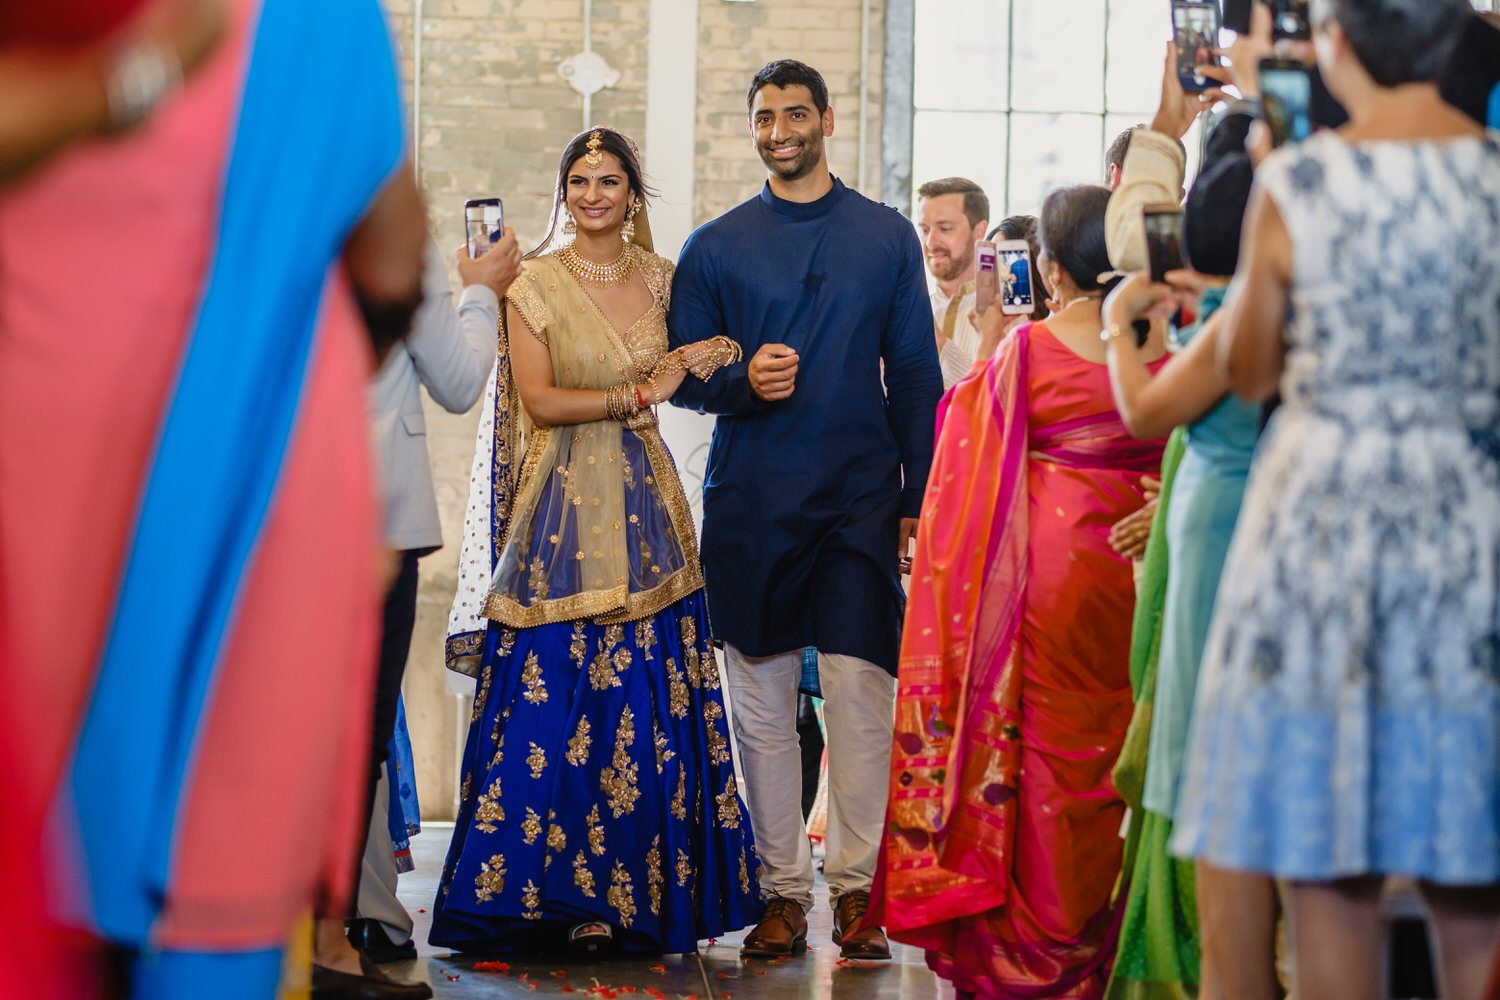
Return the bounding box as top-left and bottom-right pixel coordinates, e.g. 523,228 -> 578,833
647,375 -> 661,407
1099,324 -> 1131,345
604,382 -> 642,422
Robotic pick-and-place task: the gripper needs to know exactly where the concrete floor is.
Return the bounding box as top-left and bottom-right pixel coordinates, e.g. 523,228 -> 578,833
377,824 -> 956,999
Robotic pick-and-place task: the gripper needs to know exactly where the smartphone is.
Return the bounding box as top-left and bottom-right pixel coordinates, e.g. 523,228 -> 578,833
1142,205 -> 1186,283
1270,0 -> 1309,40
1172,0 -> 1221,92
464,197 -> 504,259
993,240 -> 1034,316
1221,0 -> 1253,35
1260,59 -> 1313,147
975,240 -> 999,315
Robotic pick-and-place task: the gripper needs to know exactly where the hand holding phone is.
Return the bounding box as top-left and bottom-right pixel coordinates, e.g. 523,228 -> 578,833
465,197 -> 505,259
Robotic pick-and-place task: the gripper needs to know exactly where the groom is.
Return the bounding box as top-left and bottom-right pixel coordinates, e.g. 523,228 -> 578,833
668,59 -> 941,960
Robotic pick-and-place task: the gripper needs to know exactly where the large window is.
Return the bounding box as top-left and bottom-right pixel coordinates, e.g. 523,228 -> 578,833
913,0 -> 1203,221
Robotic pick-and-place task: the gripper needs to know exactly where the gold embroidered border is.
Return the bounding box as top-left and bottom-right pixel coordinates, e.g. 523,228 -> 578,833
505,269 -> 551,346
482,566 -> 703,629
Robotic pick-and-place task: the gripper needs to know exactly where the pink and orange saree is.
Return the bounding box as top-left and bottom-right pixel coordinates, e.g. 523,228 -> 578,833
873,324 -> 1167,998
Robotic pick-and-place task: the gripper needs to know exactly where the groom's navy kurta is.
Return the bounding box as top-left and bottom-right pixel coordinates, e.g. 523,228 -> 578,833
668,177 -> 942,677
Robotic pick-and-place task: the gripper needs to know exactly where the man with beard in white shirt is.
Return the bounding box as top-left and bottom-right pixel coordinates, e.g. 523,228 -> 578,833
915,177 -> 989,388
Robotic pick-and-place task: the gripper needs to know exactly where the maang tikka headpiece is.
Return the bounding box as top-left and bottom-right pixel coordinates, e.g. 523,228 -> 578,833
584,130 -> 604,169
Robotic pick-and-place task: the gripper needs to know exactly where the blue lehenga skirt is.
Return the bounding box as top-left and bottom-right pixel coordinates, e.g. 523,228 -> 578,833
430,589 -> 762,954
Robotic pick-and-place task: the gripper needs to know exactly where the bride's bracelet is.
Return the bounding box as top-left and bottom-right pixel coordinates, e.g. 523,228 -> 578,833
604,382 -> 642,422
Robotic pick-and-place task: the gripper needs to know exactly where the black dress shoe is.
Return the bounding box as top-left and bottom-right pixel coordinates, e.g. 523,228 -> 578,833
347,917 -> 419,963
311,963 -> 433,1000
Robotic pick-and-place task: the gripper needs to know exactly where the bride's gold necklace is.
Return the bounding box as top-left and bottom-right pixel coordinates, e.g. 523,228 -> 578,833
557,241 -> 637,287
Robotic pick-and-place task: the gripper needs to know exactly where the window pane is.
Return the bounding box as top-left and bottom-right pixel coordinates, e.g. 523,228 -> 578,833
1007,113 -> 1103,216
1010,0 -> 1107,113
914,0 -> 1012,111
913,110 -> 1009,225
1105,0 -> 1171,113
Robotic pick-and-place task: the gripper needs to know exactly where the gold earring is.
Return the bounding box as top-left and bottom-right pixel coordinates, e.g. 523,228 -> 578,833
622,202 -> 637,241
563,213 -> 576,236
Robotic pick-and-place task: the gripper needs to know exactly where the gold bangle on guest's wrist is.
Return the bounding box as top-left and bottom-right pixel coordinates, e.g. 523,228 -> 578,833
1100,323 -> 1132,345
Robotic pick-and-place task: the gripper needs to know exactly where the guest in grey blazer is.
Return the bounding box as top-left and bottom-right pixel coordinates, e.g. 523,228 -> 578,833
326,229 -> 521,988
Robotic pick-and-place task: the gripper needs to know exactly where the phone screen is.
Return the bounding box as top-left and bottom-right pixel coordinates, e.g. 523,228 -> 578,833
1172,0 -> 1221,92
975,241 -> 999,315
999,246 -> 1034,315
1142,207 -> 1186,283
465,198 -> 504,259
1261,64 -> 1313,147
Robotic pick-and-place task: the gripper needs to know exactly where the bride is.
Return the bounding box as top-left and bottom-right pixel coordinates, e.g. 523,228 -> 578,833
431,126 -> 761,956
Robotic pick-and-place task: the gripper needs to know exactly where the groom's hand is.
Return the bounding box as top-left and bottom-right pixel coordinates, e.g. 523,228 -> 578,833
749,343 -> 798,401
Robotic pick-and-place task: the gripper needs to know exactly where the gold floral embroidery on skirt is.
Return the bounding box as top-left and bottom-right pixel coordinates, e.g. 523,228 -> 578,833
704,701 -> 730,765
716,775 -> 743,830
521,651 -> 548,705
589,645 -> 623,690
635,619 -> 657,660
474,853 -> 506,902
565,716 -> 592,766
608,860 -> 637,928
666,656 -> 689,719
520,806 -> 542,845
600,707 -> 641,817
670,766 -> 687,821
678,615 -> 698,652
646,836 -> 663,916
521,879 -> 542,920
586,804 -> 607,857
472,664 -> 493,722
546,822 -> 566,856
526,741 -> 547,779
475,777 -> 505,832
653,718 -> 675,774
675,848 -> 692,888
572,851 -> 596,897
738,852 -> 751,894
569,623 -> 588,668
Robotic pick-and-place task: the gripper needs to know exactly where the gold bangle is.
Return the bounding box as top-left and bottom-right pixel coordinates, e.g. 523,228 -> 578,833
1099,324 -> 1131,345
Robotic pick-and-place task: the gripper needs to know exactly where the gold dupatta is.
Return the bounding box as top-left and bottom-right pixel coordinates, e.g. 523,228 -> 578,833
481,252 -> 702,629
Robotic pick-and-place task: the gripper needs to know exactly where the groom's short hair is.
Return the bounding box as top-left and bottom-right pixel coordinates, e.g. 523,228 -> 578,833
747,60 -> 830,115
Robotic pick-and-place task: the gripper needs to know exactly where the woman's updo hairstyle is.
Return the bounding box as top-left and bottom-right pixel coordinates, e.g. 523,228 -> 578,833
1038,185 -> 1116,295
1311,0 -> 1470,88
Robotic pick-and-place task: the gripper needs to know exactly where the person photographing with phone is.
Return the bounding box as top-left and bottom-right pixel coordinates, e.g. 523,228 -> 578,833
1166,2 -> 1500,998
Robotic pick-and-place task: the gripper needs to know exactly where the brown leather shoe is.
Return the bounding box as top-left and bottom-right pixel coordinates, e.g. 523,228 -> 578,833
740,895 -> 809,957
832,889 -> 891,960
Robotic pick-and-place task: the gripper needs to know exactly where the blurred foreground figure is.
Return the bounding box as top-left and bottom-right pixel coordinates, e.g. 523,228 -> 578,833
0,0 -> 424,997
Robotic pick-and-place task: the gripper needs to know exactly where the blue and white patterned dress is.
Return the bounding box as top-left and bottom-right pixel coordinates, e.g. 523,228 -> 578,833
1170,132 -> 1500,884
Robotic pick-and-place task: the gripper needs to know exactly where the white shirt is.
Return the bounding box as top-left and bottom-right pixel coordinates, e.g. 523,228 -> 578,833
930,281 -> 979,389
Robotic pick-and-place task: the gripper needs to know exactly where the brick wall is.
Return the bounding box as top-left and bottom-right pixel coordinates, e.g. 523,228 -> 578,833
378,0 -> 890,820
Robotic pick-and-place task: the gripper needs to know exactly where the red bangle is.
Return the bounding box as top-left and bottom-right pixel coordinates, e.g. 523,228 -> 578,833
634,385 -> 649,409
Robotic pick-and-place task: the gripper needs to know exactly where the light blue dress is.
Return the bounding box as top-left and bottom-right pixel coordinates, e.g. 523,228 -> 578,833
1140,288 -> 1262,821
1171,132 -> 1500,884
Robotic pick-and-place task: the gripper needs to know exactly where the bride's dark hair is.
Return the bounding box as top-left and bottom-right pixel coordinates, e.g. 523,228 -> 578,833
528,126 -> 657,259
